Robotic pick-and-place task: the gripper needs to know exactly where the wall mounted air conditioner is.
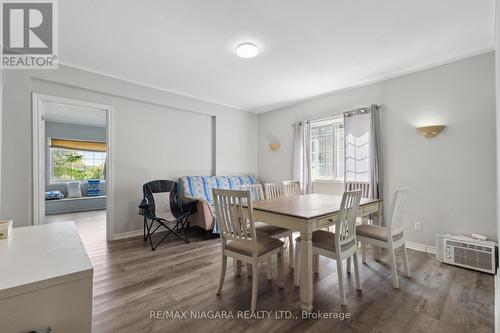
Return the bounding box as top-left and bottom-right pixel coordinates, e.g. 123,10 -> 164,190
436,234 -> 497,274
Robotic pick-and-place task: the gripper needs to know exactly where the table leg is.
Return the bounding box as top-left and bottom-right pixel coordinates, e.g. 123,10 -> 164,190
300,231 -> 313,312
372,210 -> 381,261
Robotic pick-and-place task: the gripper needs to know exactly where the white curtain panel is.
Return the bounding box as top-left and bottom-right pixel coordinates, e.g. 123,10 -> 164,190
344,105 -> 382,199
292,120 -> 312,194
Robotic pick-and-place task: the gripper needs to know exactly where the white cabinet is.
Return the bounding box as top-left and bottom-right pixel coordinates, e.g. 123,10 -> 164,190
0,223 -> 93,332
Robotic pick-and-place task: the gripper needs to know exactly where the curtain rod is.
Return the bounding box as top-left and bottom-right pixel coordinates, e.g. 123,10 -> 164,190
343,104 -> 380,117
291,104 -> 380,126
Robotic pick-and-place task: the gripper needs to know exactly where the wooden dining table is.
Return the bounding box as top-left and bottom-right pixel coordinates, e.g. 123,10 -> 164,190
252,193 -> 382,311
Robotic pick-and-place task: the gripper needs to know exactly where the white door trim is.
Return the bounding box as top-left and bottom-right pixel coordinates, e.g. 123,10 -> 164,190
32,93 -> 114,240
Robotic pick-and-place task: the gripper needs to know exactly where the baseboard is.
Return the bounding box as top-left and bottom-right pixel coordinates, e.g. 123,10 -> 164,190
405,241 -> 436,255
111,229 -> 143,240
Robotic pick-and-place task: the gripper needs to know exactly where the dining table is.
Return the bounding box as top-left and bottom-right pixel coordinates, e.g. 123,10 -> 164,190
252,193 -> 383,311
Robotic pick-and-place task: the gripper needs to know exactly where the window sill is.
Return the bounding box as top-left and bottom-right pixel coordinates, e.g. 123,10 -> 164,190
312,179 -> 344,184
45,195 -> 107,202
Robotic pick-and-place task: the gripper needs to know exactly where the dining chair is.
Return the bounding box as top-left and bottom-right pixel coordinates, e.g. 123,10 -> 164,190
213,188 -> 284,311
240,183 -> 265,201
345,181 -> 370,198
264,183 -> 283,200
294,190 -> 363,306
282,180 -> 301,197
345,181 -> 371,224
356,188 -> 410,288
240,184 -> 295,273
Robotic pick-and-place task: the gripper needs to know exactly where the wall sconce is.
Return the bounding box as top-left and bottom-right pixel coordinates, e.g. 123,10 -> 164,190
269,143 -> 281,151
416,125 -> 445,138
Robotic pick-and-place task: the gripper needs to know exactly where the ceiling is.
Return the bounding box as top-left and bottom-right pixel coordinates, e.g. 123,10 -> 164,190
45,103 -> 107,127
59,0 -> 494,113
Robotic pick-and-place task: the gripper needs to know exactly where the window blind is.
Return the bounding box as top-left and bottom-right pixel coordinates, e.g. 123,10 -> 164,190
50,138 -> 106,152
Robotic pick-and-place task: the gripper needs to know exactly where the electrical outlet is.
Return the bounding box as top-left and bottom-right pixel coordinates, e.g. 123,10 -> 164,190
414,221 -> 422,231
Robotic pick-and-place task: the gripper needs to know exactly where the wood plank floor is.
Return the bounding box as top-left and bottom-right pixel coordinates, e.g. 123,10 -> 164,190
46,211 -> 494,333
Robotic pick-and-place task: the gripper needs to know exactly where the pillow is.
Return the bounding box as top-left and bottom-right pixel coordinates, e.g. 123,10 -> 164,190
87,179 -> 101,196
67,181 -> 82,198
45,190 -> 64,200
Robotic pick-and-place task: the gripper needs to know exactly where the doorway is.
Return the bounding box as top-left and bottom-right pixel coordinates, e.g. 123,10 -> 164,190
32,94 -> 113,241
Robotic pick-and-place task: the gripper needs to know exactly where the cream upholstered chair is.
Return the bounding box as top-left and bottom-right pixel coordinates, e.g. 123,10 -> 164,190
294,190 -> 363,306
240,184 -> 295,273
264,183 -> 283,199
213,189 -> 284,311
356,188 -> 410,288
282,180 -> 301,197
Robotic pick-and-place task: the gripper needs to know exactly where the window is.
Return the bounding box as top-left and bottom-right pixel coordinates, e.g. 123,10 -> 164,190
310,116 -> 344,181
49,138 -> 106,183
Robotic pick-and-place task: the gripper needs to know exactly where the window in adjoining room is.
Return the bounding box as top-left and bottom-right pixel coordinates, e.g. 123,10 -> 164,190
49,138 -> 106,183
310,116 -> 344,181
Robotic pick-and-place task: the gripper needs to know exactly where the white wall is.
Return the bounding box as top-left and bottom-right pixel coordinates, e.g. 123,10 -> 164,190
494,1 -> 500,331
1,65 -> 258,235
258,52 -> 496,245
0,69 -> 3,217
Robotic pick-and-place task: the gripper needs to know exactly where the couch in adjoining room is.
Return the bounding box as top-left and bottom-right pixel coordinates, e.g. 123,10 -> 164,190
178,176 -> 258,234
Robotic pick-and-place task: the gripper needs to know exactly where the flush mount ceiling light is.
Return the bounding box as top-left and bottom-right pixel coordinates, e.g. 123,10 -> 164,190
236,43 -> 258,58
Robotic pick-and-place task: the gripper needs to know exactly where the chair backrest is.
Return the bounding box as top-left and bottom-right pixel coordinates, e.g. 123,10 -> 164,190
387,188 -> 409,237
212,189 -> 257,254
239,184 -> 264,201
264,183 -> 283,200
335,190 -> 362,251
345,181 -> 370,198
142,180 -> 179,218
282,180 -> 301,197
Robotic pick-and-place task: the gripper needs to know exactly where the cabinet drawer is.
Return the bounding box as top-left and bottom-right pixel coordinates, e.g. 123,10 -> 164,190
360,203 -> 378,216
317,214 -> 337,228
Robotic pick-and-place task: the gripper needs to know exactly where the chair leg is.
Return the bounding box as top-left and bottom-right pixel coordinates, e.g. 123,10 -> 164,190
217,255 -> 227,295
267,257 -> 272,280
234,259 -> 241,277
346,257 -> 351,274
313,254 -> 319,274
294,241 -> 301,286
337,259 -> 346,306
353,253 -> 362,290
278,248 -> 284,288
402,243 -> 410,277
247,263 -> 252,277
362,242 -> 367,264
374,245 -> 381,261
389,247 -> 399,288
288,235 -> 294,269
251,263 -> 258,311
183,222 -> 190,242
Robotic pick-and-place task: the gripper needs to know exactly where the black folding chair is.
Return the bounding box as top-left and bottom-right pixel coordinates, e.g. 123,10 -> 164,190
138,180 -> 191,250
